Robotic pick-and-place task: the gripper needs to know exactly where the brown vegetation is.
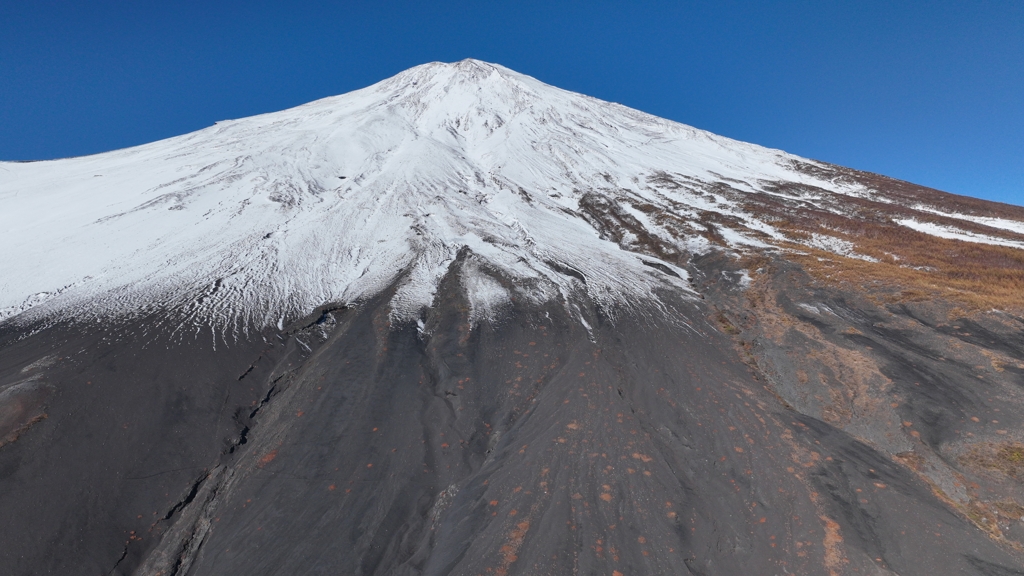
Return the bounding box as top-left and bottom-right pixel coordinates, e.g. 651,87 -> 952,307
790,159 -> 1024,222
774,219 -> 1024,312
961,442 -> 1024,481
719,163 -> 1024,312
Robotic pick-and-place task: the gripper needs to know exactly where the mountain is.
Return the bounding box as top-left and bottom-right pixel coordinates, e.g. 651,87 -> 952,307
1,59 -> 1023,575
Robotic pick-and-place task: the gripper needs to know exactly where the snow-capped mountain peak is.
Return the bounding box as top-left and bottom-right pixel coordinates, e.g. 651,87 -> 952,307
3,60 -> 1021,332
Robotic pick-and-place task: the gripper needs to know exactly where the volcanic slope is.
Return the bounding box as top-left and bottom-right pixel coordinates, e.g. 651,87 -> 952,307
1,59 -> 1024,575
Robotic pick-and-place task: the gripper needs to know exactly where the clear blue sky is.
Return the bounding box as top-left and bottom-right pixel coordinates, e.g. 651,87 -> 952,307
2,1 -> 1022,206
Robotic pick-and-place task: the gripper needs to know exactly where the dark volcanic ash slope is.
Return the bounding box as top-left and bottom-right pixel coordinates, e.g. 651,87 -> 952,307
1,60 -> 1024,575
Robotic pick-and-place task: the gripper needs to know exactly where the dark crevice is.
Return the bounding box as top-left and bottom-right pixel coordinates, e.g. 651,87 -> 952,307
236,354 -> 262,380
169,493 -> 214,576
106,545 -> 129,576
249,384 -> 277,420
642,259 -> 682,279
154,340 -> 304,572
163,471 -> 210,522
284,304 -> 348,334
170,548 -> 189,576
228,382 -> 278,453
544,260 -> 587,284
230,426 -> 251,452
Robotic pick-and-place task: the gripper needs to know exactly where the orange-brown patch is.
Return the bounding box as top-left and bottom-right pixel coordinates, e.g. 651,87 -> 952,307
256,450 -> 278,468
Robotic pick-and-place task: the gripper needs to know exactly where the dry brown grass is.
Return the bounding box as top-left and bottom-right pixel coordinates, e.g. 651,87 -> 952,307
960,442 -> 1024,480
773,219 -> 1024,313
597,169 -> 1024,312
727,167 -> 1024,312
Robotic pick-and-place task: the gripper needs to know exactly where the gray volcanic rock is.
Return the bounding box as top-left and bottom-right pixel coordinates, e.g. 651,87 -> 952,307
1,60 -> 1024,575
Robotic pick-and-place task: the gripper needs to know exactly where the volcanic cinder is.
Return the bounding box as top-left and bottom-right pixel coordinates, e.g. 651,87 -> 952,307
2,60 -> 1024,575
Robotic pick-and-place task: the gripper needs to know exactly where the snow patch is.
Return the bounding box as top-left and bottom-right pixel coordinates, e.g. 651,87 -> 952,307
462,262 -> 511,325
909,205 -> 1024,237
896,219 -> 1024,250
737,270 -> 752,289
806,234 -> 878,262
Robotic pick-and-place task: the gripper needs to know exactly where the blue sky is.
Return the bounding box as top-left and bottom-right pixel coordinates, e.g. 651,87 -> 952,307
2,1 -> 1022,206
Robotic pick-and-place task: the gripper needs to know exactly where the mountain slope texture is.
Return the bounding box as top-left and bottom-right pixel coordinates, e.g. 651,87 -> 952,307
2,59 -> 1024,576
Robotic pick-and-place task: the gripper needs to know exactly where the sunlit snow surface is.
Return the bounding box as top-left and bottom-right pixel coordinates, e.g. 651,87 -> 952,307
0,60 -> 946,329
896,219 -> 1024,250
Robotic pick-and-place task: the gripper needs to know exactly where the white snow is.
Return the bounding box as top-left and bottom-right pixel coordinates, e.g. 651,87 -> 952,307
909,205 -> 1024,237
461,260 -> 511,325
895,219 -> 1024,250
805,233 -> 878,262
0,60 -> 925,329
737,270 -> 753,289
973,216 -> 1024,236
